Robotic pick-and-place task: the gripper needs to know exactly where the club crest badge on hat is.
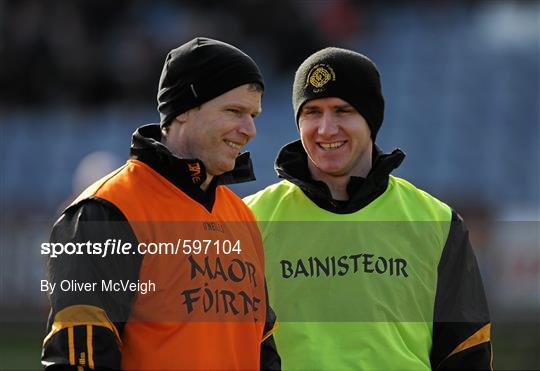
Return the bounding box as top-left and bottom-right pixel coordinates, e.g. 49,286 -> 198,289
306,64 -> 336,92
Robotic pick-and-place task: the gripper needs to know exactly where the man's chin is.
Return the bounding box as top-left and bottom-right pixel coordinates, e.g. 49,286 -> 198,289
316,163 -> 347,176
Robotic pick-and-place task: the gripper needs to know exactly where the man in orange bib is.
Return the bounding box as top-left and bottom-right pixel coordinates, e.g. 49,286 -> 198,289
42,37 -> 280,371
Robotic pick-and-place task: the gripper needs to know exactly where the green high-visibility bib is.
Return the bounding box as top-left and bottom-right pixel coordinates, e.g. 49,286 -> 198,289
245,176 -> 451,371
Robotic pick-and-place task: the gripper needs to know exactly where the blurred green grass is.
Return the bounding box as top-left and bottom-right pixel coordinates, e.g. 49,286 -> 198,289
1,320 -> 538,370
1,322 -> 45,371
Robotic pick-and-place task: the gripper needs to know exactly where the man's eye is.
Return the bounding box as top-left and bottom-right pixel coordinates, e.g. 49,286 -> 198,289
227,108 -> 240,114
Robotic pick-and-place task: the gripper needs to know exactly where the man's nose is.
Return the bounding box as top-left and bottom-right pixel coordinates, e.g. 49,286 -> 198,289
239,116 -> 257,139
318,113 -> 339,137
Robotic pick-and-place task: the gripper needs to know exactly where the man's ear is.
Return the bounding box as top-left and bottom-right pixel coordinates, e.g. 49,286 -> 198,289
162,111 -> 189,137
175,111 -> 189,124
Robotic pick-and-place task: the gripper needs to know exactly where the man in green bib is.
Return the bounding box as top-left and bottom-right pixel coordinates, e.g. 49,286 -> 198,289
244,47 -> 492,370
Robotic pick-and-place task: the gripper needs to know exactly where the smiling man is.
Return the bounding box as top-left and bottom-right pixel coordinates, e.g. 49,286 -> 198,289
42,37 -> 280,371
244,47 -> 492,370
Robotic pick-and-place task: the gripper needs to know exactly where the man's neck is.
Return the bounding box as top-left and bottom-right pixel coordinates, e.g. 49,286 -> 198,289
307,154 -> 372,201
313,172 -> 350,200
200,175 -> 213,192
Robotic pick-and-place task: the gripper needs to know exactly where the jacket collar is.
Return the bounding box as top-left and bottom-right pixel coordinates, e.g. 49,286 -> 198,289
129,124 -> 256,211
275,140 -> 405,214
